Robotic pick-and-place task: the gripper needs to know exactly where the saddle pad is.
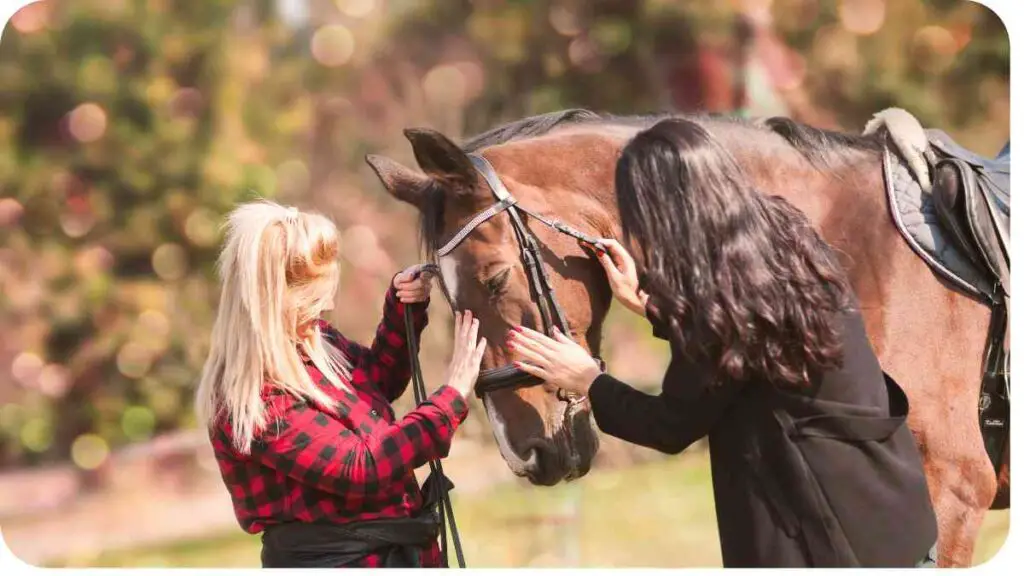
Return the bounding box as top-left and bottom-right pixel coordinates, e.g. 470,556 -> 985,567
881,147 -> 996,301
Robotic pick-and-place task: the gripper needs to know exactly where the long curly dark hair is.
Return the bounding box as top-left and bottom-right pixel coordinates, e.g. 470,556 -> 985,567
615,118 -> 853,387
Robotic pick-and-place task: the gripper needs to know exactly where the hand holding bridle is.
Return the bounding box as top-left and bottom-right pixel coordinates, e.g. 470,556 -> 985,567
394,264 -> 435,304
584,238 -> 649,317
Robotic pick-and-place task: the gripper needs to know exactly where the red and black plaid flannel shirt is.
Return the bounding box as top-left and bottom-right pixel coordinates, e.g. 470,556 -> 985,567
209,283 -> 468,568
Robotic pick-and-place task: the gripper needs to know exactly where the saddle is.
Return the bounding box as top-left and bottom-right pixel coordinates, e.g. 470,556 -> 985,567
879,127 -> 1010,487
928,129 -> 1010,298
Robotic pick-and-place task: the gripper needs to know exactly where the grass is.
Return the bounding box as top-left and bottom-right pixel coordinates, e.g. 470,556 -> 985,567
65,449 -> 1009,568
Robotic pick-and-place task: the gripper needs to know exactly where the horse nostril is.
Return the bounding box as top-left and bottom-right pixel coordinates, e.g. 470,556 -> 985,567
522,440 -> 564,486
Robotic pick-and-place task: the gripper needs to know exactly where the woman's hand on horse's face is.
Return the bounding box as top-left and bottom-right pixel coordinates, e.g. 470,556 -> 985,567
445,311 -> 488,400
585,238 -> 649,316
508,326 -> 603,396
393,264 -> 434,303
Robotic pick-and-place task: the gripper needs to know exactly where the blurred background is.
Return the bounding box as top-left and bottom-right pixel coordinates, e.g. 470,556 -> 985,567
0,0 -> 1010,568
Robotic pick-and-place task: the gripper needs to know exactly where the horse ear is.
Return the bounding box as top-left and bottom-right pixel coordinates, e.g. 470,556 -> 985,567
403,128 -> 477,186
365,154 -> 432,207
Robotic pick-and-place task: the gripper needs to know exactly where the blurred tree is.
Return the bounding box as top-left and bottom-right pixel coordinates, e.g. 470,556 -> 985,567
0,0 -> 289,471
374,0 -> 1007,146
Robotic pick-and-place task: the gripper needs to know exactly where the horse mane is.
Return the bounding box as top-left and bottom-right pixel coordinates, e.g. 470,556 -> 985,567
462,109 -> 604,152
460,108 -> 705,152
761,116 -> 884,171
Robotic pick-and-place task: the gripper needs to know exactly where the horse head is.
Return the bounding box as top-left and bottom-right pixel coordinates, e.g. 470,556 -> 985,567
367,115 -> 626,485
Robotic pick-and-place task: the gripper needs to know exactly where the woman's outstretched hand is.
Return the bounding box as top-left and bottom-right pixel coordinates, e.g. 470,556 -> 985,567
507,326 -> 602,397
583,238 -> 649,316
445,311 -> 488,400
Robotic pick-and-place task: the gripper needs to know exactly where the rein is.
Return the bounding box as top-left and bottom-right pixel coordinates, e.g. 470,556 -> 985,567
404,307 -> 465,568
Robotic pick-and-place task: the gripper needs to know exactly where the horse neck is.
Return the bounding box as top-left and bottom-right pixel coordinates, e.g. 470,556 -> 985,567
500,131 -> 626,240
562,180 -> 620,240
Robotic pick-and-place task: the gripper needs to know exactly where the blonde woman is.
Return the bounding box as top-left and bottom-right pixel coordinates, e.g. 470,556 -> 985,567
195,201 -> 486,568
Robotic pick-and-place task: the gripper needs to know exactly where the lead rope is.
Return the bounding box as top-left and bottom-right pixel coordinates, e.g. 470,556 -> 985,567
404,287 -> 466,568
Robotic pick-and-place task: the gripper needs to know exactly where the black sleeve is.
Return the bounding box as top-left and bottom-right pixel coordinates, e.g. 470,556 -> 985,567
587,353 -> 742,454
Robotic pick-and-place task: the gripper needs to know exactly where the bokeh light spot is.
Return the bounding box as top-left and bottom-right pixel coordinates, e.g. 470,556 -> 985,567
138,309 -> 171,340
21,417 -> 53,453
122,406 -> 156,441
146,76 -> 177,106
912,25 -> 958,74
73,246 -> 114,278
454,62 -> 485,102
11,352 -> 44,387
152,243 -> 188,281
11,2 -> 51,34
838,0 -> 885,36
311,25 -> 355,67
68,103 -> 108,143
60,210 -> 97,238
117,342 -> 154,379
568,37 -> 601,71
71,434 -> 110,470
0,198 -> 25,227
184,208 -> 220,247
915,25 -> 958,57
147,386 -> 182,420
549,6 -> 581,37
37,364 -> 71,398
423,65 -> 468,105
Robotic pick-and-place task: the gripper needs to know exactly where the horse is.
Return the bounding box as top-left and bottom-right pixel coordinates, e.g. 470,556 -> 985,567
366,109 -> 1007,567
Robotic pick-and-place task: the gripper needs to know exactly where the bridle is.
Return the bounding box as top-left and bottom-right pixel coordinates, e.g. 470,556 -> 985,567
433,153 -> 607,401
402,153 -> 607,568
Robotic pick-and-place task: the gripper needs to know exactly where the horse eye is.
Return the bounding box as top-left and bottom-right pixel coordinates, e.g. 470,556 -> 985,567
483,267 -> 512,296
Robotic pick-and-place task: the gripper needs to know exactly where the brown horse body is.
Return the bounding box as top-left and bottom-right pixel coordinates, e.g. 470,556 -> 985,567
368,111 -> 1005,567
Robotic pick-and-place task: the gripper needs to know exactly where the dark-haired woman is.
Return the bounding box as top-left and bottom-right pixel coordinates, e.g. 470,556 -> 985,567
508,118 -> 938,568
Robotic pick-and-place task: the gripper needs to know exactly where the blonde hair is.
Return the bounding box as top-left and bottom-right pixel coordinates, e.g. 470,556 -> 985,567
195,200 -> 351,453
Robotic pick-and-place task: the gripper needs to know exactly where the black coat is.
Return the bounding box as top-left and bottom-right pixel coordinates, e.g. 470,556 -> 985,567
588,309 -> 938,567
